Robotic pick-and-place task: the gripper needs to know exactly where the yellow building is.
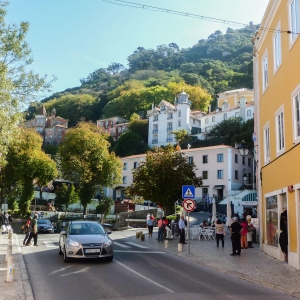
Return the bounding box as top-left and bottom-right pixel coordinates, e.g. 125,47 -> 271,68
218,88 -> 254,108
254,0 -> 300,269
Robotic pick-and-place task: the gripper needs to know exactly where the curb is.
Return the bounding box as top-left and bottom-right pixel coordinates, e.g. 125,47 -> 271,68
132,231 -> 300,299
14,235 -> 34,300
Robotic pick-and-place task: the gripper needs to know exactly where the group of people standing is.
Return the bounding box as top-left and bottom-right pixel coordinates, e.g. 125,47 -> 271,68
1,212 -> 13,234
23,214 -> 38,246
230,215 -> 254,256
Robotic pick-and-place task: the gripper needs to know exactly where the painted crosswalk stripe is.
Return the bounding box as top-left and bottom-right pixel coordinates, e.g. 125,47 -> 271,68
44,241 -> 56,248
113,242 -> 131,248
125,242 -> 148,249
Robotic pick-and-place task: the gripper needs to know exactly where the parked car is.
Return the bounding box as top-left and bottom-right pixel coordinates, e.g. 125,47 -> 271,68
58,221 -> 113,263
37,219 -> 54,234
100,223 -> 113,232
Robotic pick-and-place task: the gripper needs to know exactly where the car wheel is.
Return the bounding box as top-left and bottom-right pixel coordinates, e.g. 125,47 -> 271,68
63,246 -> 71,262
106,256 -> 113,262
58,243 -> 63,255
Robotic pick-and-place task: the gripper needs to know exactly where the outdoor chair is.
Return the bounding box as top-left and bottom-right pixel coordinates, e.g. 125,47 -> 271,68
206,229 -> 215,241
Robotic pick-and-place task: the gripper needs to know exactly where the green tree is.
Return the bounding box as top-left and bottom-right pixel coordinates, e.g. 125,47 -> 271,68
172,129 -> 190,146
55,183 -> 79,215
127,146 -> 202,214
58,123 -> 122,215
0,1 -> 54,165
2,128 -> 57,215
128,119 -> 149,142
96,197 -> 114,223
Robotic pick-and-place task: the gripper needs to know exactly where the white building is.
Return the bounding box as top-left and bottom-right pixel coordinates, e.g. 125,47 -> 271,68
147,91 -> 203,148
146,89 -> 254,147
107,145 -> 254,212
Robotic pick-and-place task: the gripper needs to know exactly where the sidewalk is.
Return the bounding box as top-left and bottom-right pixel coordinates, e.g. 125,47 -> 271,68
129,226 -> 300,299
0,233 -> 33,300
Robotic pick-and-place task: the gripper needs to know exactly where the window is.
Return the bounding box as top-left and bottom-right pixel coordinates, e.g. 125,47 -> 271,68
248,158 -> 251,167
50,135 -> 53,138
205,118 -> 209,124
178,110 -> 181,117
178,120 -> 181,127
58,135 -> 61,139
133,162 -> 138,169
188,156 -> 194,164
217,153 -> 223,162
167,113 -> 173,119
242,157 -> 245,165
276,110 -> 285,152
235,170 -> 238,180
217,170 -> 223,179
202,171 -> 208,179
123,163 -> 127,170
247,110 -> 251,116
289,0 -> 300,43
235,112 -> 239,118
235,154 -> 238,163
123,176 -> 127,184
293,90 -> 300,140
264,125 -> 270,161
212,116 -> 215,122
154,115 -> 158,121
222,102 -> 228,110
266,195 -> 278,247
202,155 -> 208,164
223,113 -> 227,120
273,23 -> 282,71
262,52 -> 269,91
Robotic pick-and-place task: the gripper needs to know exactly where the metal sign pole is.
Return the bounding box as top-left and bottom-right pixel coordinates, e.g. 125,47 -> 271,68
188,211 -> 190,254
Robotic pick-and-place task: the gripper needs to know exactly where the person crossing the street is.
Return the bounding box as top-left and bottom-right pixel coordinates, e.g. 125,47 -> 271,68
179,215 -> 187,244
25,214 -> 38,246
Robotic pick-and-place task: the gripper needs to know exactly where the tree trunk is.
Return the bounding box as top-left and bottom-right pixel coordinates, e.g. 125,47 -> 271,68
83,206 -> 87,216
39,189 -> 42,201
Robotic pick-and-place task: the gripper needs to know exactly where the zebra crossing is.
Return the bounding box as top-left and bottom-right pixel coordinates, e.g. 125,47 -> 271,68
41,240 -> 165,253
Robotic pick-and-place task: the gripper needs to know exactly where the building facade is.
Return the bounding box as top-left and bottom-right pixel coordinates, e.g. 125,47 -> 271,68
254,0 -> 300,269
96,117 -> 128,141
24,106 -> 68,145
108,145 -> 253,204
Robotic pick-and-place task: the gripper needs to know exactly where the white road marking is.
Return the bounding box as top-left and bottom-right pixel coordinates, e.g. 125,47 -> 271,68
113,242 -> 131,248
114,259 -> 174,293
125,242 -> 148,249
114,250 -> 166,253
43,241 -> 56,248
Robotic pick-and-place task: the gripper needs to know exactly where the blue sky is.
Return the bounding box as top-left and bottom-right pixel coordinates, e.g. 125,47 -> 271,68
7,0 -> 269,96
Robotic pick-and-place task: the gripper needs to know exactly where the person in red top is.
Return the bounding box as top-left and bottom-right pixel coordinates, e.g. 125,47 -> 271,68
157,218 -> 164,242
240,218 -> 248,249
23,216 -> 32,246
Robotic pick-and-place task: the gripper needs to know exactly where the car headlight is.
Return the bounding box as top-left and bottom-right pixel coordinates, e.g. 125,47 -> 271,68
67,240 -> 80,247
103,240 -> 112,247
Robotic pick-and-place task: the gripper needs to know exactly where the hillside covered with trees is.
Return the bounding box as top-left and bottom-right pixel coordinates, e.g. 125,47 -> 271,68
27,25 -> 256,125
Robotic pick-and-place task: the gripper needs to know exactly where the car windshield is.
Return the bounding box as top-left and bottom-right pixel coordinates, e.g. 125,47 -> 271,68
37,220 -> 51,225
69,223 -> 105,235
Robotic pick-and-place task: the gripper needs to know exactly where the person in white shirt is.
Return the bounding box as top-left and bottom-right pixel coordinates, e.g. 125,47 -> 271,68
178,215 -> 186,244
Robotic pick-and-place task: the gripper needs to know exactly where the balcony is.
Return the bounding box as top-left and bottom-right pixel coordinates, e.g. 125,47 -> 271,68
167,127 -> 173,132
152,129 -> 158,133
166,138 -> 173,142
152,140 -> 158,144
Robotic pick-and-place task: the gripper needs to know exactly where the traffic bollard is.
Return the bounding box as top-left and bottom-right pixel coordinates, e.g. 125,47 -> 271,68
178,243 -> 182,252
140,234 -> 145,241
165,240 -> 168,248
6,259 -> 15,282
5,244 -> 12,262
136,232 -> 140,238
8,229 -> 13,240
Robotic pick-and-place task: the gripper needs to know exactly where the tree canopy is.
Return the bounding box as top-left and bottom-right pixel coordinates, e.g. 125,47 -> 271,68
58,122 -> 122,214
127,146 -> 202,213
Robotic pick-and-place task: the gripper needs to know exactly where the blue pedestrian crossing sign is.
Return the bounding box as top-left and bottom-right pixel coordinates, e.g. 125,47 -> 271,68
182,185 -> 195,199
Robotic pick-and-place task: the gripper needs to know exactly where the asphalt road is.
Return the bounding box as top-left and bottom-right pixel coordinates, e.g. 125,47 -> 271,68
18,232 -> 293,300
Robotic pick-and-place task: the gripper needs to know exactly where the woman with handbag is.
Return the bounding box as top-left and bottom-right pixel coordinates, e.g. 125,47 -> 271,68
246,215 -> 254,248
215,218 -> 225,247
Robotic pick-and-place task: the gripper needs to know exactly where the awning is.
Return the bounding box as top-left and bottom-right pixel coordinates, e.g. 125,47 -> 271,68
213,185 -> 225,190
114,186 -> 125,190
241,192 -> 258,206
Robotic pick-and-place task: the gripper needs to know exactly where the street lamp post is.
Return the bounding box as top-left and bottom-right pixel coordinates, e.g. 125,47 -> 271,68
127,204 -> 130,228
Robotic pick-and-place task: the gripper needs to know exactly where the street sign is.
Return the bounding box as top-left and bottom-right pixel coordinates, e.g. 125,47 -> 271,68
182,199 -> 195,212
182,185 -> 195,199
1,204 -> 8,211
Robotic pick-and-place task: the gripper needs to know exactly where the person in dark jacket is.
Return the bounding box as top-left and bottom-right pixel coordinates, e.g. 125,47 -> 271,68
230,217 -> 243,256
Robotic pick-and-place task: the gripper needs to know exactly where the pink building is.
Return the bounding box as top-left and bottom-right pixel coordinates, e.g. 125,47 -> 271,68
25,105 -> 68,145
96,117 -> 128,141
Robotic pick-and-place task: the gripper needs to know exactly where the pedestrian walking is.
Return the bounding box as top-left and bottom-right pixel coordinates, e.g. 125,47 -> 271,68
147,217 -> 154,238
240,218 -> 248,249
157,218 -> 164,242
215,219 -> 225,247
230,217 -> 243,256
23,216 -> 32,245
25,214 -> 38,246
179,215 -> 187,244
